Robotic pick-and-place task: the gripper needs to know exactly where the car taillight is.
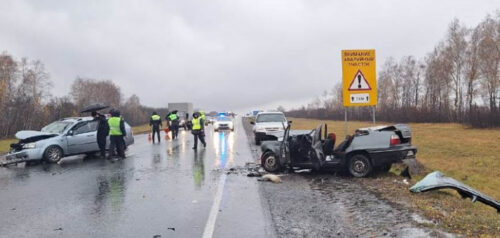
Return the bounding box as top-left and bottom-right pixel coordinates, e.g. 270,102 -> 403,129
390,135 -> 401,145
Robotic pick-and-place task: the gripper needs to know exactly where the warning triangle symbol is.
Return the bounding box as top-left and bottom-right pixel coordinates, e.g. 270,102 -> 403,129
348,70 -> 371,91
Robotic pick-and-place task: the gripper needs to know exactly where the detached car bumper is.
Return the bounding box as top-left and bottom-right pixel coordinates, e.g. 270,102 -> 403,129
367,145 -> 417,166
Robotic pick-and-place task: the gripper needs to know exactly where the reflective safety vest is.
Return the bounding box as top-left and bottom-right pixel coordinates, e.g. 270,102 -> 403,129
169,114 -> 178,121
108,117 -> 123,136
192,118 -> 201,130
151,115 -> 161,121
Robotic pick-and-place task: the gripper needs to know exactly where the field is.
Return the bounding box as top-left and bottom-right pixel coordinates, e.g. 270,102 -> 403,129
289,117 -> 500,237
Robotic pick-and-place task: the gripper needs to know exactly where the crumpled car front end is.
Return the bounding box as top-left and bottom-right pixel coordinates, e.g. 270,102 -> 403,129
3,131 -> 58,164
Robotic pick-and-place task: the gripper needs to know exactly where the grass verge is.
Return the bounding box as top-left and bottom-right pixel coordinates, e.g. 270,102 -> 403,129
289,117 -> 500,237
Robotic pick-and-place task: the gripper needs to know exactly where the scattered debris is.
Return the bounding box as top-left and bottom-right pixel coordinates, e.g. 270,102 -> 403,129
246,171 -> 261,177
400,166 -> 412,179
258,174 -> 282,183
54,227 -> 63,231
294,169 -> 312,174
11,208 -> 16,211
410,171 -> 500,213
167,227 -> 175,231
153,235 -> 161,238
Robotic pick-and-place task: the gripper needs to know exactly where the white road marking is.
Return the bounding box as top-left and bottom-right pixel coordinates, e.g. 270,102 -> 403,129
201,173 -> 228,238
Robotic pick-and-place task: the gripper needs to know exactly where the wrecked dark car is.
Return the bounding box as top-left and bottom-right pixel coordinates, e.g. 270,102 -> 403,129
260,123 -> 417,177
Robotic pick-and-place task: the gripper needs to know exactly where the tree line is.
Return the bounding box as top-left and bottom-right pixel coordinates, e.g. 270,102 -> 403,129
0,52 -> 167,138
286,13 -> 499,128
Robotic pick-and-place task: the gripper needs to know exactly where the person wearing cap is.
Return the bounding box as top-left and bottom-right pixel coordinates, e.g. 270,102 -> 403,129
108,109 -> 127,159
191,112 -> 206,150
92,111 -> 109,158
150,111 -> 162,143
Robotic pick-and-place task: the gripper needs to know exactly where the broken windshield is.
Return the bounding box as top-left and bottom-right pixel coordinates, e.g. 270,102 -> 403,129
41,121 -> 73,134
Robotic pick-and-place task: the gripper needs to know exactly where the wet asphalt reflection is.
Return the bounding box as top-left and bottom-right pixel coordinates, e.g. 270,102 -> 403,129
0,119 -> 271,238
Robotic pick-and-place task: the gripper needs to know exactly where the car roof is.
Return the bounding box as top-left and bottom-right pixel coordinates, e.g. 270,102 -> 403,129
60,117 -> 95,123
256,111 -> 284,115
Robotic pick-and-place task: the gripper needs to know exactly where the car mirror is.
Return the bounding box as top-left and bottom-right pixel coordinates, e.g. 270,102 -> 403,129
250,121 -> 255,125
67,130 -> 74,136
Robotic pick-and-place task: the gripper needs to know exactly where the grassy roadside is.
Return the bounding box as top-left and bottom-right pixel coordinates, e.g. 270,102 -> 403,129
0,124 -> 154,154
289,117 -> 500,237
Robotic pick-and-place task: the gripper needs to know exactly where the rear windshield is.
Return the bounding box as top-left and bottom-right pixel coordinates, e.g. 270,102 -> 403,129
256,114 -> 285,123
41,121 -> 73,134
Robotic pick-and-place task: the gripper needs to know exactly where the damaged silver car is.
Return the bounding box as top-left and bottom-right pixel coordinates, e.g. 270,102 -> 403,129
4,117 -> 134,164
260,123 -> 417,177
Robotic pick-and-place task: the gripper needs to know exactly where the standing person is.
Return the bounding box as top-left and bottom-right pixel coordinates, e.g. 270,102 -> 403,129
166,110 -> 180,139
92,111 -> 109,158
108,109 -> 127,159
191,112 -> 206,150
150,111 -> 162,143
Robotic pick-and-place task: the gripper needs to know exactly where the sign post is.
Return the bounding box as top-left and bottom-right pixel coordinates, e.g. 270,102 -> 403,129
341,49 -> 377,132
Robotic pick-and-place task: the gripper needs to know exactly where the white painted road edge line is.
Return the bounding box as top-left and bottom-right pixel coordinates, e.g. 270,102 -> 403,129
202,172 -> 228,238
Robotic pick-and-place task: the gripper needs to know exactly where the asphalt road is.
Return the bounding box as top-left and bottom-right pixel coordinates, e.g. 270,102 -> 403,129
0,119 -> 275,238
0,118 -> 454,238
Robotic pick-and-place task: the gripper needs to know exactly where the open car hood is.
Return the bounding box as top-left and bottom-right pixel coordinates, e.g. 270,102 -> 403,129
15,130 -> 57,140
410,171 -> 500,213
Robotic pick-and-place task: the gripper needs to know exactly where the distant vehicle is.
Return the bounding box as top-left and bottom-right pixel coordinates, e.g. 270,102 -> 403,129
168,102 -> 193,130
213,116 -> 234,131
5,117 -> 134,164
259,123 -> 417,177
205,116 -> 214,125
250,111 -> 287,145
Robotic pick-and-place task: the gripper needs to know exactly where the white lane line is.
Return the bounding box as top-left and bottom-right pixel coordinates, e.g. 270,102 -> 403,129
202,173 -> 228,238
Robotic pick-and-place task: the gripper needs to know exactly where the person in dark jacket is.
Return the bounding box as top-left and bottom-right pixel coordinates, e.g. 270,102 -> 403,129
108,109 -> 127,159
150,111 -> 162,143
92,111 -> 109,158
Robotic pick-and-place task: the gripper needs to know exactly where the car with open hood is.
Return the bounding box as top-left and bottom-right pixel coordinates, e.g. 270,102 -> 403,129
259,123 -> 417,177
4,117 -> 134,164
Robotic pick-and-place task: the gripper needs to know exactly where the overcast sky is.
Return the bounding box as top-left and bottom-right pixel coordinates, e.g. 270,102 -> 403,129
1,0 -> 498,113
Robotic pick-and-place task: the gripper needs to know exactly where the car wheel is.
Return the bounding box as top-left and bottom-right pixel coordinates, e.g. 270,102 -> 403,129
261,152 -> 282,173
348,154 -> 372,177
44,146 -> 63,163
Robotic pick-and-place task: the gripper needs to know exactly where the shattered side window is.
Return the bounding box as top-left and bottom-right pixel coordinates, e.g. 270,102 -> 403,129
41,121 -> 73,134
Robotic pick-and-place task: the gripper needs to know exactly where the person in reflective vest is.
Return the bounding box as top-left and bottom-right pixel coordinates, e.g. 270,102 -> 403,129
108,109 -> 127,159
150,111 -> 162,143
166,110 -> 180,139
191,112 -> 206,150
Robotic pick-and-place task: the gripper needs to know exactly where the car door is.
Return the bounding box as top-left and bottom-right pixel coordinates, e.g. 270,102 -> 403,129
311,124 -> 325,167
66,121 -> 99,154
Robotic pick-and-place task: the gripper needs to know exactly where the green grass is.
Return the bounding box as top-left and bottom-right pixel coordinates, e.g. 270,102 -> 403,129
289,117 -> 500,237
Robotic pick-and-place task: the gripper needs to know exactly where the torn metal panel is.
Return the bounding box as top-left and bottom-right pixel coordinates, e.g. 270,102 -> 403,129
410,171 -> 500,213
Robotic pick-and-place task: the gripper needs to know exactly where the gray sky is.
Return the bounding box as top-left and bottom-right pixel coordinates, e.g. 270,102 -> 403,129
1,0 -> 498,113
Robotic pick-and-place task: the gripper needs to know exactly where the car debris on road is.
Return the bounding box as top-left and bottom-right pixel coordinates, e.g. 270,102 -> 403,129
410,171 -> 500,213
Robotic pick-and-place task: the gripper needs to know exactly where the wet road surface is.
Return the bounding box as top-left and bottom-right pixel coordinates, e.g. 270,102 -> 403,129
0,119 -> 274,238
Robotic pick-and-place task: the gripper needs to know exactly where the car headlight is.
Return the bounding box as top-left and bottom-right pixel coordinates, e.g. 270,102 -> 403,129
22,142 -> 36,149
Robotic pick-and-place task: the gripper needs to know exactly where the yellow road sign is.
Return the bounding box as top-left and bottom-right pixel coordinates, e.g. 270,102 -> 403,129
342,49 -> 377,107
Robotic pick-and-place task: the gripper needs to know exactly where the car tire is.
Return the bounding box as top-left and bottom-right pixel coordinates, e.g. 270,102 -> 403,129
348,154 -> 372,178
261,152 -> 281,173
43,146 -> 63,163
